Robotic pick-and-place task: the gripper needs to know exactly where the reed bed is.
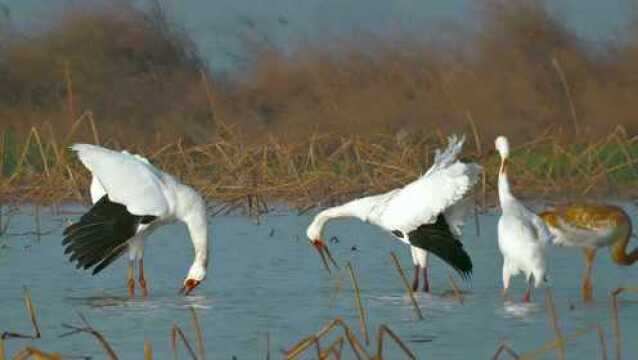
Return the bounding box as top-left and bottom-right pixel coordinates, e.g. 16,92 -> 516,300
2,121 -> 636,210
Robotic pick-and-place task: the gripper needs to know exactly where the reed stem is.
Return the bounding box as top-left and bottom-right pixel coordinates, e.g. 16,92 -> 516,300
389,252 -> 424,320
346,262 -> 369,345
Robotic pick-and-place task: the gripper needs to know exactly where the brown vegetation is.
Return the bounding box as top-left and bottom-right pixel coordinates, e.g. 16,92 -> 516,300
0,0 -> 637,204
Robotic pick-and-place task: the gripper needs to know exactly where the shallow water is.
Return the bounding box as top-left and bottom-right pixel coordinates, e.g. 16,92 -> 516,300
1,202 -> 638,358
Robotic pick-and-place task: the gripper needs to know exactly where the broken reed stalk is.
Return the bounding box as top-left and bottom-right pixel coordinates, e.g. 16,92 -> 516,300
1,287 -> 41,340
519,325 -> 605,360
551,58 -> 579,133
324,246 -> 340,271
447,274 -> 464,304
12,346 -> 62,360
376,325 -> 416,360
171,324 -> 197,360
346,262 -> 370,345
190,307 -> 205,360
595,325 -> 609,360
317,246 -> 332,275
284,317 -> 370,360
64,60 -> 75,127
491,343 -> 519,360
59,312 -> 118,360
610,287 -> 638,360
544,288 -> 565,360
389,252 -> 424,320
144,340 -> 153,360
319,336 -> 344,360
24,287 -> 41,339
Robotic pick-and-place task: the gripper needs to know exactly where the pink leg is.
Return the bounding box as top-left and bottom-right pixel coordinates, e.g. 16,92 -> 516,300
411,265 -> 419,292
522,278 -> 533,303
422,266 -> 430,293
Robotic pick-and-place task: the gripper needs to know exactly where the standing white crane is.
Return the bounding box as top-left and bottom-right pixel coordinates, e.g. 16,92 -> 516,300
495,136 -> 551,302
62,144 -> 209,296
306,135 -> 481,291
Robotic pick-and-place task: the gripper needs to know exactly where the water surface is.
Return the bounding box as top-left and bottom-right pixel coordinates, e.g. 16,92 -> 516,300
1,202 -> 638,358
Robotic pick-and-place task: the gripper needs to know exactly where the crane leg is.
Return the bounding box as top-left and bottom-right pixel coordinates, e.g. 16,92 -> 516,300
502,263 -> 511,299
411,265 -> 419,292
522,276 -> 533,303
139,258 -> 148,297
581,248 -> 596,302
422,266 -> 430,293
127,260 -> 135,297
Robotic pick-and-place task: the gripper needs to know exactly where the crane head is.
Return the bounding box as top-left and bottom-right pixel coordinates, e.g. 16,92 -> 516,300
179,278 -> 201,296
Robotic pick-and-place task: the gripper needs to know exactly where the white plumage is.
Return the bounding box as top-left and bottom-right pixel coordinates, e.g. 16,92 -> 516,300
306,135 -> 481,291
63,144 -> 210,296
495,136 -> 551,302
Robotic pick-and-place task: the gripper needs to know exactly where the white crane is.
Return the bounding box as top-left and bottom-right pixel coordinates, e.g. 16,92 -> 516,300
539,203 -> 634,302
306,135 -> 481,291
495,136 -> 551,302
62,144 -> 209,296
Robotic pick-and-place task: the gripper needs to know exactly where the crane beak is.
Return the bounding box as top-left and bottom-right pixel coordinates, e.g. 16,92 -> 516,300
312,239 -> 340,274
179,279 -> 201,296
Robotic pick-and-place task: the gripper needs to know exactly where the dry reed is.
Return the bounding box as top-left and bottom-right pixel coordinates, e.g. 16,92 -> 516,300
389,251 -> 424,320
60,312 -> 118,360
1,288 -> 41,340
544,289 -> 565,360
144,340 -> 153,360
170,325 -> 197,360
1,121 -> 636,208
519,325 -> 607,360
375,324 -> 417,360
189,308 -> 205,360
284,317 -> 370,360
284,317 -> 417,360
346,262 -> 369,345
610,287 -> 638,360
492,343 -> 520,360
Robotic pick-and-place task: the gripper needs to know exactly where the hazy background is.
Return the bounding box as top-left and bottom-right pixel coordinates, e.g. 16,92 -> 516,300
2,0 -> 638,145
5,0 -> 634,72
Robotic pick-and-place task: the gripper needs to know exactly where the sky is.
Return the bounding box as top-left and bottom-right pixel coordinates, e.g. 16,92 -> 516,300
1,0 -> 635,73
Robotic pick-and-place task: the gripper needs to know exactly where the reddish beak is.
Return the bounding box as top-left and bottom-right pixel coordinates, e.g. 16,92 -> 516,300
312,239 -> 340,274
179,279 -> 201,296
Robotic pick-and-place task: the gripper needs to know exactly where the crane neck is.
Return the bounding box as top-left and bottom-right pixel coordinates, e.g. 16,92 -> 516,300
175,184 -> 209,280
307,199 -> 370,240
610,215 -> 638,266
498,158 -> 515,206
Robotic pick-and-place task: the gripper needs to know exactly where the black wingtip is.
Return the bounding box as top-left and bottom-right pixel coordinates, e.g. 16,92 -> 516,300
406,214 -> 475,281
61,195 -> 143,275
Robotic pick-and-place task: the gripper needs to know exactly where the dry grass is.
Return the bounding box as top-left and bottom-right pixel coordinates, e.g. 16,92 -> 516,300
1,120 -> 637,207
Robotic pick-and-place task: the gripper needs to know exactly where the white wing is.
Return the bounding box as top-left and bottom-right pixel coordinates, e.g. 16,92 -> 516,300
380,136 -> 482,232
443,197 -> 473,236
87,150 -> 153,204
71,144 -> 169,217
528,210 -> 553,244
89,176 -> 106,203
